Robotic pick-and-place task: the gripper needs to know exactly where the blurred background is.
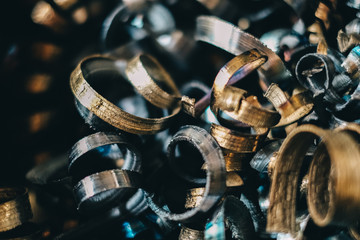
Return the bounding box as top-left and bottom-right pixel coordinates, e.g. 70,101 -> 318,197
1,0 -> 359,239
1,0 -> 120,185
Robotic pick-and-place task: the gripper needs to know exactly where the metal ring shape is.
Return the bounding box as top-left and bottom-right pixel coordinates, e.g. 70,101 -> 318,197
267,124 -> 360,233
73,169 -> 142,214
306,132 -> 360,227
295,53 -> 344,104
264,83 -> 314,127
68,132 -> 142,175
186,49 -> 268,118
147,125 -> 226,223
125,54 -> 181,109
70,55 -> 181,134
209,50 -> 281,128
195,15 -> 291,85
307,123 -> 360,227
210,123 -> 268,153
267,124 -> 330,233
167,125 -> 226,185
216,95 -> 280,128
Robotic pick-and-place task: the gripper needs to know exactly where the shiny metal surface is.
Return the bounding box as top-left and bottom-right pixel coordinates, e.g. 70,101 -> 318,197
264,84 -> 314,127
147,125 -> 226,223
267,124 -> 360,233
68,132 -> 141,175
179,225 -> 204,240
295,53 -> 345,104
73,169 -> 142,213
125,54 -> 181,109
210,123 -> 268,153
0,188 -> 33,232
195,15 -> 291,85
209,49 -> 281,128
70,55 -> 181,134
208,49 -> 268,119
